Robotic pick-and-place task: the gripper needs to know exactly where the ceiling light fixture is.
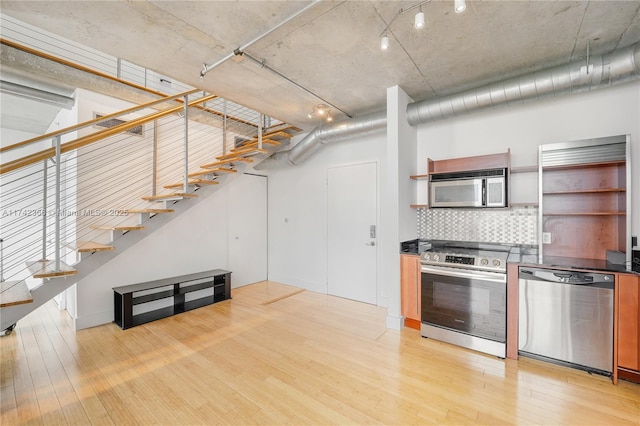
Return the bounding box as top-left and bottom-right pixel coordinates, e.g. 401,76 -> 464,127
308,104 -> 333,122
380,0 -> 465,50
415,7 -> 425,29
381,32 -> 389,50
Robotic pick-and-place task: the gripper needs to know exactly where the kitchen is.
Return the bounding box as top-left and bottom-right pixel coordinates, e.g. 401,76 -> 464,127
268,78 -> 640,389
400,130 -> 638,385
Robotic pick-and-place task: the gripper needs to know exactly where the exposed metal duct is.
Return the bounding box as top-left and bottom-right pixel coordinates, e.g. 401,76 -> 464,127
407,41 -> 640,126
257,41 -> 640,169
254,110 -> 387,170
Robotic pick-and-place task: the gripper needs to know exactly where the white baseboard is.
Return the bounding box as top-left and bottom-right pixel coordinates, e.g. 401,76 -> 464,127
386,314 -> 404,330
74,310 -> 113,331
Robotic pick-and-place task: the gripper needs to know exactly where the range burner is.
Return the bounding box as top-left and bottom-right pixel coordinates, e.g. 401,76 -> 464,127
420,242 -> 510,273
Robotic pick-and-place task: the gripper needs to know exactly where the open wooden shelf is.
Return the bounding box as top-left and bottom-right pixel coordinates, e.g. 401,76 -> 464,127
543,188 -> 625,195
541,142 -> 627,260
410,174 -> 429,180
510,165 -> 538,174
542,159 -> 625,171
544,212 -> 626,216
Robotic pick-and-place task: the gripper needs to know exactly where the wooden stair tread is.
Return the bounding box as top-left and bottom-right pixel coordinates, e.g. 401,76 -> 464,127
67,240 -> 115,253
231,139 -> 281,151
26,260 -> 77,279
0,280 -> 33,307
141,193 -> 198,201
164,179 -> 219,189
216,147 -> 268,160
92,225 -> 146,231
126,208 -> 175,214
188,168 -> 237,178
201,157 -> 253,168
260,130 -> 294,140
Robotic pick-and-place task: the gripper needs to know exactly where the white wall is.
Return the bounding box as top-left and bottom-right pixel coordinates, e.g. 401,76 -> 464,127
74,185 -> 229,329
416,80 -> 640,244
267,80 -> 640,326
266,130 -> 386,297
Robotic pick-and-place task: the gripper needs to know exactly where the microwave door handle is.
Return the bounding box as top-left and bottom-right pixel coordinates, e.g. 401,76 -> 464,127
482,179 -> 486,206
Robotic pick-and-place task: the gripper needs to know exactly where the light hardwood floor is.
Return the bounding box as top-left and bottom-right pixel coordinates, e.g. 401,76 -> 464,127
1,281 -> 639,425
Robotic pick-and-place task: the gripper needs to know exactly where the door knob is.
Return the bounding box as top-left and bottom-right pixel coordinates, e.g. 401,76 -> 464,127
365,241 -> 376,246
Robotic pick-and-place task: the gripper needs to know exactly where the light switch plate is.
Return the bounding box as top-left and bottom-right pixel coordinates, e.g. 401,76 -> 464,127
542,232 -> 552,244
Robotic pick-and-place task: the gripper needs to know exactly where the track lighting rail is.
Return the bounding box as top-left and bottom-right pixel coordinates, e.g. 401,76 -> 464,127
200,0 -> 322,78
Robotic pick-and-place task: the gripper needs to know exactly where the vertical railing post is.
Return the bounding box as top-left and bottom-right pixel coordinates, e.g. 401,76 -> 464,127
54,135 -> 62,271
222,99 -> 228,154
258,113 -> 263,150
152,120 -> 158,196
183,94 -> 189,191
41,158 -> 48,262
0,238 -> 5,282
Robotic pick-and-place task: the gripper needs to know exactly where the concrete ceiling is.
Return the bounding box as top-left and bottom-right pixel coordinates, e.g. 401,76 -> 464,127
1,0 -> 639,131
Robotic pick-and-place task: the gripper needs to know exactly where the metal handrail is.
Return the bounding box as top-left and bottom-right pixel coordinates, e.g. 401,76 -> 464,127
0,88 -> 200,154
0,94 -> 216,175
0,38 -> 277,140
0,94 -> 232,283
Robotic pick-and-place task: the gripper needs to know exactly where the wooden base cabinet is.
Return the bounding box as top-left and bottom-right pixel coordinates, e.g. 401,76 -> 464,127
615,273 -> 640,384
400,254 -> 421,329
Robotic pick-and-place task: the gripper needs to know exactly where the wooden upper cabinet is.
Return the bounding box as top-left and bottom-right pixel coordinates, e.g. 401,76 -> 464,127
427,150 -> 510,174
400,254 -> 421,328
618,273 -> 640,371
409,149 -> 511,208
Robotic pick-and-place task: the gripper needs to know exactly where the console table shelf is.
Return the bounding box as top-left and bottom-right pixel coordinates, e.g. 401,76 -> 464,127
113,269 -> 231,330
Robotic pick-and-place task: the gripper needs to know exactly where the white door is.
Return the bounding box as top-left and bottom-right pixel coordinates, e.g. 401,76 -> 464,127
228,173 -> 268,288
327,162 -> 377,304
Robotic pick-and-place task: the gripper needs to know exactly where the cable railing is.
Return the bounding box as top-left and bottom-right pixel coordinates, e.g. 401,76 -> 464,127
0,13 -> 296,290
0,91 -> 276,285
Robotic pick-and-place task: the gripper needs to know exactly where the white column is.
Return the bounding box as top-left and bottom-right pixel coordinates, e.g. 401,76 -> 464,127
383,86 -> 417,330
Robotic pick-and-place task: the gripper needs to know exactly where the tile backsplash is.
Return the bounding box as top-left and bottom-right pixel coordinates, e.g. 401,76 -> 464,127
417,206 -> 538,245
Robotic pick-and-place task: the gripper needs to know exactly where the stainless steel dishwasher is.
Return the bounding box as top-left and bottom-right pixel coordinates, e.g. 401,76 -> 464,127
518,267 -> 614,374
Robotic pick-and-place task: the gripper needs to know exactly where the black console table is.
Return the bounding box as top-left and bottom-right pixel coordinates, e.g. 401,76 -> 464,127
113,269 -> 231,329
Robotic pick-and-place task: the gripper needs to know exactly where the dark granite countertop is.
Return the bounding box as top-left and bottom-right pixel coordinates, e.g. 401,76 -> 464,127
401,239 -> 639,275
508,246 -> 638,275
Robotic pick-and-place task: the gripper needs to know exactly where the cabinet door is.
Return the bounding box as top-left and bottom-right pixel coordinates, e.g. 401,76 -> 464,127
400,255 -> 421,324
618,274 -> 640,371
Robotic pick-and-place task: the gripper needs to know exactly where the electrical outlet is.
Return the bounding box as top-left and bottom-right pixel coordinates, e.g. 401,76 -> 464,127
542,232 -> 552,244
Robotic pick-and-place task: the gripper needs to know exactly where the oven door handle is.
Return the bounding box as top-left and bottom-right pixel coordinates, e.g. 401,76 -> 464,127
421,265 -> 506,283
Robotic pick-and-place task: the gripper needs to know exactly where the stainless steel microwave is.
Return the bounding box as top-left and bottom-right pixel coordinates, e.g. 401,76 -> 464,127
429,169 -> 507,208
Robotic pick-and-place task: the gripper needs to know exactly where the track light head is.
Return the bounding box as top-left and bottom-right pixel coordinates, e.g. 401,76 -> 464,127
381,33 -> 389,50
415,8 -> 425,29
455,0 -> 466,13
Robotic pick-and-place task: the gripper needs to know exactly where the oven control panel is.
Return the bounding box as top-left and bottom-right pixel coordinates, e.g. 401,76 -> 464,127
445,255 -> 475,265
421,249 -> 508,273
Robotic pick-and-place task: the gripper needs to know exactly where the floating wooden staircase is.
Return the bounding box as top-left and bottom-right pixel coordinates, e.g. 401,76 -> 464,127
1,123 -> 300,333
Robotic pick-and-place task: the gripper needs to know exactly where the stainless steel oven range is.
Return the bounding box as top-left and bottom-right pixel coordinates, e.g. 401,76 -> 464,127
420,242 -> 510,358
